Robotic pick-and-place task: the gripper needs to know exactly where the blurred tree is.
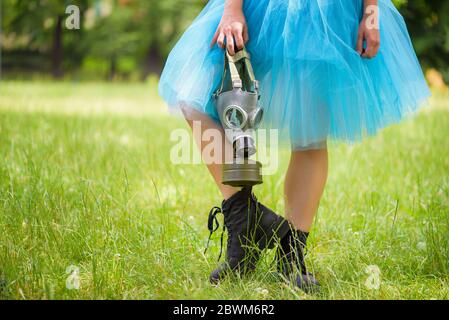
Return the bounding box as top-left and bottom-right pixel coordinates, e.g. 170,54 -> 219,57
77,0 -> 206,80
82,1 -> 140,80
1,0 -> 447,82
136,0 -> 207,79
1,0 -> 90,78
393,0 -> 449,82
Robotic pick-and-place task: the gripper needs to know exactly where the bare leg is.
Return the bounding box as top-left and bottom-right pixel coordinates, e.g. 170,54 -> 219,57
185,110 -> 239,200
284,148 -> 328,232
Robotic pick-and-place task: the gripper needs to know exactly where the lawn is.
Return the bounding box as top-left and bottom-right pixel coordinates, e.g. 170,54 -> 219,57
0,81 -> 448,300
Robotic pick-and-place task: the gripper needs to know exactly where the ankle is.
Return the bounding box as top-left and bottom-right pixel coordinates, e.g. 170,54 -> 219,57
291,229 -> 309,251
221,186 -> 241,200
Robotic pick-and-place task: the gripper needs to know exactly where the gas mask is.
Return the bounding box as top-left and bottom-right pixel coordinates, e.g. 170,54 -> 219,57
213,48 -> 263,187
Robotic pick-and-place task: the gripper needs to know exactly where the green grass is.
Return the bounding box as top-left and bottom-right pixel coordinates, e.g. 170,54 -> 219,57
0,81 -> 448,300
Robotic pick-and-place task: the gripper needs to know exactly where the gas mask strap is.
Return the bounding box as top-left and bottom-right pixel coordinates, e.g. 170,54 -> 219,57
242,53 -> 258,91
215,48 -> 259,95
216,48 -> 243,95
226,48 -> 258,92
226,51 -> 243,89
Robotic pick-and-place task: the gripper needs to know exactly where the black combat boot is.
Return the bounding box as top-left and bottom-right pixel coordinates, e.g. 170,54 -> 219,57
276,228 -> 320,293
205,187 -> 290,284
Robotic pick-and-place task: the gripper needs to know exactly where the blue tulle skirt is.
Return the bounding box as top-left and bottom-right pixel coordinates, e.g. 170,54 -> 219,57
158,0 -> 430,150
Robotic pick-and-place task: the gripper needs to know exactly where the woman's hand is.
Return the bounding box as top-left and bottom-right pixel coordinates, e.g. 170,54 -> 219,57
357,3 -> 381,58
210,0 -> 248,55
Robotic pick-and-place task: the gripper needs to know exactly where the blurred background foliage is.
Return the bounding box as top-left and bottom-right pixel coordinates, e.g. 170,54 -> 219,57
1,0 -> 448,84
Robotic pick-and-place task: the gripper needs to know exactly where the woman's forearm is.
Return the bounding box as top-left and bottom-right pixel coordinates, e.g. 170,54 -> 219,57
225,0 -> 243,12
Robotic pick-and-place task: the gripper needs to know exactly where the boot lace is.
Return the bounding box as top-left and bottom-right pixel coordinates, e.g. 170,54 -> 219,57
204,206 -> 226,261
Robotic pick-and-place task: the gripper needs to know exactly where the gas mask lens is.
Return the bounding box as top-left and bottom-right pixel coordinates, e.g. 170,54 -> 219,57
224,105 -> 248,129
